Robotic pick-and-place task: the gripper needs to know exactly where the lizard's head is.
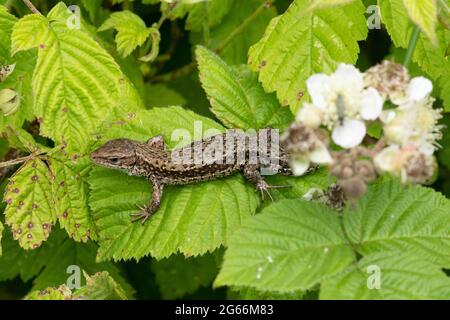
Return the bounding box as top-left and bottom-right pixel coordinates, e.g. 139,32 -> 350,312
91,139 -> 138,170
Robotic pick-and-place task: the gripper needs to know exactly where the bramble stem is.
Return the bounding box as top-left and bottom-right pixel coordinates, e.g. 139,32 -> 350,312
0,155 -> 33,169
21,0 -> 41,14
403,26 -> 420,68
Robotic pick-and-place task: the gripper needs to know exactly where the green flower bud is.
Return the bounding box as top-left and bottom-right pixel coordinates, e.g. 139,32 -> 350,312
0,88 -> 20,116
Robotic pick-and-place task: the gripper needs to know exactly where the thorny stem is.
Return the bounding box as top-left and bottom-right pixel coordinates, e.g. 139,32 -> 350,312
152,0 -> 274,83
403,26 -> 421,68
21,0 -> 41,15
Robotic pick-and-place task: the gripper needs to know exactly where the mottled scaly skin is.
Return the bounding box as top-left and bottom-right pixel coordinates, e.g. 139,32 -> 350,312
91,129 -> 292,223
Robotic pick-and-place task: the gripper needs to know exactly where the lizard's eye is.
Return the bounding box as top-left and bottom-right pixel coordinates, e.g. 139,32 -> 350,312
110,158 -> 119,164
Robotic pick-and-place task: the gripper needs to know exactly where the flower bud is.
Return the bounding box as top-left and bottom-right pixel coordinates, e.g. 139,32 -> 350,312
0,88 -> 20,116
364,61 -> 409,101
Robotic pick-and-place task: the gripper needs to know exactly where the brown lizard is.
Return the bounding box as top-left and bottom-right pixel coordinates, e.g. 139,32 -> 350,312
90,128 -> 292,223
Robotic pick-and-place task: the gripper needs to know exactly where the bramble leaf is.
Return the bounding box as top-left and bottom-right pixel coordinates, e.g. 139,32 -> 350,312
144,84 -> 187,108
25,285 -> 73,300
344,178 -> 450,266
3,159 -> 55,250
99,10 -> 152,58
11,5 -> 142,154
88,107 -> 260,261
215,200 -> 356,292
74,271 -> 128,300
26,271 -> 128,300
320,252 -> 450,299
248,0 -> 367,111
196,46 -> 293,130
217,179 -> 450,297
402,0 -> 438,44
0,6 -> 36,130
162,0 -> 233,31
51,157 -> 97,242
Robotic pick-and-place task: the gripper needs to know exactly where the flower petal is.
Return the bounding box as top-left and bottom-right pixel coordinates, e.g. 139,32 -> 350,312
407,77 -> 433,102
360,87 -> 383,120
306,74 -> 332,110
289,157 -> 310,176
309,142 -> 333,164
296,103 -> 323,128
332,119 -> 366,148
374,145 -> 400,172
379,110 -> 396,123
332,64 -> 364,92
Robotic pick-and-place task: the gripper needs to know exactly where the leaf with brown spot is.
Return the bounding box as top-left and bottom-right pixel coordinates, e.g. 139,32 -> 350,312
3,159 -> 56,250
51,156 -> 97,242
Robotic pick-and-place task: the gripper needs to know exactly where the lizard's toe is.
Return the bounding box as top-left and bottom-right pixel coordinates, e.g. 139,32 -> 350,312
131,204 -> 155,224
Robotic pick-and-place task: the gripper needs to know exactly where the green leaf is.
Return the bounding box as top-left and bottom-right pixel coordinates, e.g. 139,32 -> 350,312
51,156 -> 97,242
3,159 -> 56,250
26,285 -> 73,300
151,253 -> 218,299
0,6 -> 36,131
74,271 -> 128,300
343,178 -> 450,265
402,0 -> 438,44
0,230 -> 48,282
320,252 -> 450,299
144,84 -> 187,108
11,6 -> 143,154
187,0 -> 233,31
193,0 -> 276,65
217,178 -> 450,296
248,0 -> 367,111
88,107 -> 260,261
26,271 -> 129,300
228,287 -> 305,300
215,200 -> 356,292
99,10 -> 152,58
196,46 -> 293,130
163,0 -> 233,31
29,229 -> 133,295
0,220 -> 3,256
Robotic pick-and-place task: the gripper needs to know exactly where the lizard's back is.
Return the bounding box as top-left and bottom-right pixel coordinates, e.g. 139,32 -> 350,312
136,128 -> 290,185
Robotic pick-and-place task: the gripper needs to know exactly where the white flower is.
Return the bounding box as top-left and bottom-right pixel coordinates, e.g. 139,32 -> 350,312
382,97 -> 442,151
331,119 -> 366,149
290,140 -> 332,176
300,64 -> 383,149
296,103 -> 323,128
392,76 -> 433,106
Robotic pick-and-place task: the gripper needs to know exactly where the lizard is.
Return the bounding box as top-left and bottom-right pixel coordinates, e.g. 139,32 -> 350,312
90,128 -> 293,223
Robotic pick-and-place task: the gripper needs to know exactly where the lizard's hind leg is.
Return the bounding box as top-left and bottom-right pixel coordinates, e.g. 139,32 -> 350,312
131,180 -> 164,224
243,165 -> 290,201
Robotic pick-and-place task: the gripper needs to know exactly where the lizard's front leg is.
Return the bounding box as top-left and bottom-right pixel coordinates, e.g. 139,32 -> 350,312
131,179 -> 164,224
